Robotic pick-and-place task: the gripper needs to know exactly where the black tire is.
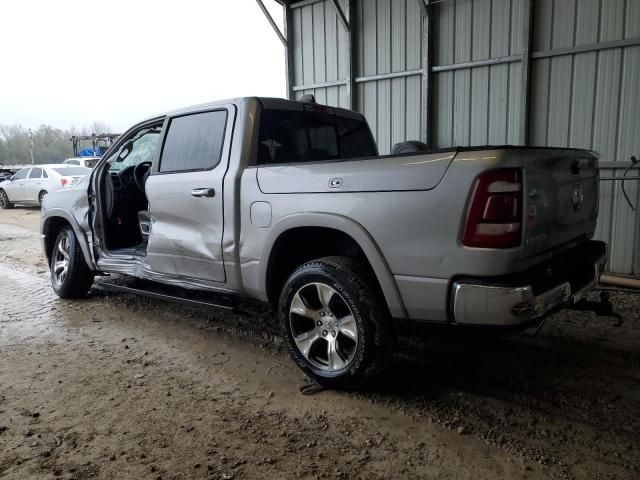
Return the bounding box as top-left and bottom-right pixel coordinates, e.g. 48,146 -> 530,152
38,190 -> 48,207
50,226 -> 94,298
279,256 -> 393,390
0,189 -> 14,209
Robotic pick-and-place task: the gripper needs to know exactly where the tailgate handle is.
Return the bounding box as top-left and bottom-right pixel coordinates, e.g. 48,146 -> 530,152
191,188 -> 215,198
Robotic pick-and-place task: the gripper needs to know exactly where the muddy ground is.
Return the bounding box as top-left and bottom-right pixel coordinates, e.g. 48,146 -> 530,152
0,207 -> 639,480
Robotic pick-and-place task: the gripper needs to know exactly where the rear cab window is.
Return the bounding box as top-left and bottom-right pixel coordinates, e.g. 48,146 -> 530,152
257,106 -> 377,165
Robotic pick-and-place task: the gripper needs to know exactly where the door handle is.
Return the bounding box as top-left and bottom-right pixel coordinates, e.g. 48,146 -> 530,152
191,188 -> 215,198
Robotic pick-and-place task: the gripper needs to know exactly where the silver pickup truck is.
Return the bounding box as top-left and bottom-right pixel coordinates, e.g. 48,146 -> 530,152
39,97 -> 607,388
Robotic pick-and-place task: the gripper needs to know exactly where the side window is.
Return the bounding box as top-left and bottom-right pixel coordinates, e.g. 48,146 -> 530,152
13,168 -> 29,180
159,110 -> 227,173
42,169 -> 48,178
28,168 -> 43,179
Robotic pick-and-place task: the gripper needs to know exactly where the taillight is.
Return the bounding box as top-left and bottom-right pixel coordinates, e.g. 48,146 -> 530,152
60,177 -> 68,187
462,168 -> 523,248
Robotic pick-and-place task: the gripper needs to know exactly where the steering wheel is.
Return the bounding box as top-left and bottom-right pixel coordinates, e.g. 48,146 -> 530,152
133,162 -> 152,193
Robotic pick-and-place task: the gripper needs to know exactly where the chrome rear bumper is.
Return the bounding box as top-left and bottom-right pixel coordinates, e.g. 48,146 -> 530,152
452,243 -> 607,326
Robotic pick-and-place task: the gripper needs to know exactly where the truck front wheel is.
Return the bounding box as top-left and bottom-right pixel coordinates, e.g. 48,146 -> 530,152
278,256 -> 393,389
50,226 -> 94,298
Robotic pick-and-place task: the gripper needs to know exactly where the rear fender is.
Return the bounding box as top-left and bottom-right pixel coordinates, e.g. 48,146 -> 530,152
260,212 -> 407,319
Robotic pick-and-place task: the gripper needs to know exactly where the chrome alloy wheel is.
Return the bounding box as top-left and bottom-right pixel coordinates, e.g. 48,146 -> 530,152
52,232 -> 70,287
289,282 -> 359,372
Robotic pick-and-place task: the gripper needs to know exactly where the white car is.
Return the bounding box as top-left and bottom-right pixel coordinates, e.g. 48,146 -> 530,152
63,157 -> 100,168
0,164 -> 91,208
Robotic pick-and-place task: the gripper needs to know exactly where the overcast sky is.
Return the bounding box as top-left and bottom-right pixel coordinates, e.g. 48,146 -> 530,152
0,0 -> 286,132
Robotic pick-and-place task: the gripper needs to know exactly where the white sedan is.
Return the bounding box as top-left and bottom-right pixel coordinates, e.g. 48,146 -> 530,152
63,157 -> 100,168
0,164 -> 92,208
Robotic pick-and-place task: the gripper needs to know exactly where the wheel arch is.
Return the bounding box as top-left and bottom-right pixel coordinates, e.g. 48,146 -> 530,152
261,213 -> 407,319
42,210 -> 95,269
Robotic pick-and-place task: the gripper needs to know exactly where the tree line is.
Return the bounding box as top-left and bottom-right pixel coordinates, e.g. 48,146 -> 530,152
0,122 -> 112,166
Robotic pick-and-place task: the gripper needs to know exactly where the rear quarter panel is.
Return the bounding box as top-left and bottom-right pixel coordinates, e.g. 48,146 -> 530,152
237,149 -> 549,321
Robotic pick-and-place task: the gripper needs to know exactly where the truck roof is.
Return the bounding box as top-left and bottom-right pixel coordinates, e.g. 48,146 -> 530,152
159,96 -> 365,122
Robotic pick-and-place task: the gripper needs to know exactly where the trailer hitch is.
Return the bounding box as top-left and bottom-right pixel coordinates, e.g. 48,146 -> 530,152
569,291 -> 621,320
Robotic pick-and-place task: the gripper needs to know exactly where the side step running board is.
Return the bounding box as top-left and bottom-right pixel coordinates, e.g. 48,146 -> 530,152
93,282 -> 236,313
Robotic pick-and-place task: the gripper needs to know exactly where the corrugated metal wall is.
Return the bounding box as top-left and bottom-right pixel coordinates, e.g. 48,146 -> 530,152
285,0 -> 640,277
290,0 -> 350,107
431,0 -> 524,146
354,0 -> 423,154
529,0 -> 640,276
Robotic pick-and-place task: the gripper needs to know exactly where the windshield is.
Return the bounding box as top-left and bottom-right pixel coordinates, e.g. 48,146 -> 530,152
53,167 -> 92,175
257,107 -> 378,165
109,127 -> 161,171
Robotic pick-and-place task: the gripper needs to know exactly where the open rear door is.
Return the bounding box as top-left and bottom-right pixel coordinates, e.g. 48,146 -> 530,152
144,106 -> 235,283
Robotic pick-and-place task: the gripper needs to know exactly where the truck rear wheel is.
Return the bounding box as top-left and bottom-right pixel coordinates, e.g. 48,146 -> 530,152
278,256 -> 393,389
50,226 -> 94,298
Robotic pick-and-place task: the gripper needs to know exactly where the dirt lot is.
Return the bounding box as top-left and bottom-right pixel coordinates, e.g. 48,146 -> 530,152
1,207 -> 639,480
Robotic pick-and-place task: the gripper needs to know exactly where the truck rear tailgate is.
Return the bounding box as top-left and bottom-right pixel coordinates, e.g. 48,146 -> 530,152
522,149 -> 598,258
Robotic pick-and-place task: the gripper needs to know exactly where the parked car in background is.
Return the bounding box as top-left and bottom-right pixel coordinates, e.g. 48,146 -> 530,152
0,164 -> 91,208
63,157 -> 100,168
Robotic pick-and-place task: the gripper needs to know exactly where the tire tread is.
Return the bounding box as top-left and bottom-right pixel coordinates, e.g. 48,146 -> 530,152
279,256 -> 393,389
51,226 -> 94,298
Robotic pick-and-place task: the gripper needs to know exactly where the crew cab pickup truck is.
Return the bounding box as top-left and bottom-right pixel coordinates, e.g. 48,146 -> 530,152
40,96 -> 607,388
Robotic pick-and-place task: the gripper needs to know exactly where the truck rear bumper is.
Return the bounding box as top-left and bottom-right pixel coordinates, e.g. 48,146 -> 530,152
451,240 -> 608,326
